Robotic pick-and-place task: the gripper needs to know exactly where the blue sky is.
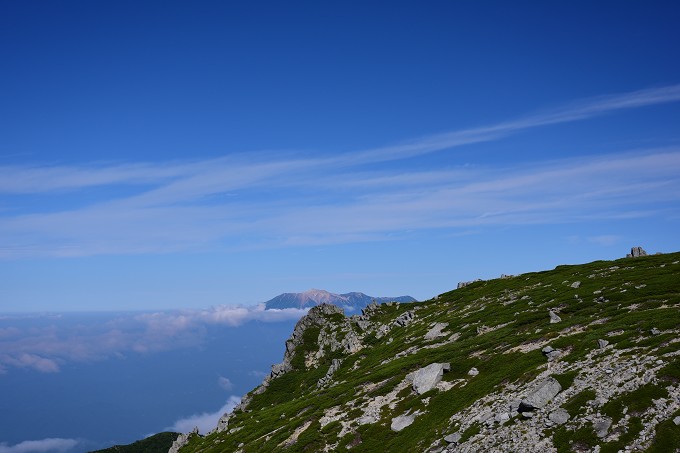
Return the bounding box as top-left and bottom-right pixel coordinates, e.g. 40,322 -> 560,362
1,1 -> 680,312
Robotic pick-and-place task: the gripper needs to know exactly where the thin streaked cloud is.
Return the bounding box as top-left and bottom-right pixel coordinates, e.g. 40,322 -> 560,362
1,86 -> 680,258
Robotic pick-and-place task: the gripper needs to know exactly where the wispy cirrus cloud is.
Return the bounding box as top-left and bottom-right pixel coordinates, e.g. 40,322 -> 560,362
0,85 -> 679,258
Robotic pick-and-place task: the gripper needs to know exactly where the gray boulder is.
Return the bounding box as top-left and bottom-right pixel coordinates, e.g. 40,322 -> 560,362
548,408 -> 570,425
597,339 -> 609,349
570,281 -> 581,289
519,377 -> 562,411
444,432 -> 461,444
408,363 -> 451,394
391,413 -> 415,432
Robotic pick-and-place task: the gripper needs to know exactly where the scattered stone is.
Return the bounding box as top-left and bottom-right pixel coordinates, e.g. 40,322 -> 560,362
570,281 -> 581,289
494,412 -> 511,425
593,417 -> 612,438
597,339 -> 609,349
468,367 -> 479,376
674,416 -> 680,426
391,413 -> 415,432
519,377 -> 562,411
548,408 -> 570,425
651,328 -> 661,336
548,311 -> 562,324
541,345 -> 561,361
443,432 -> 461,444
424,322 -> 449,340
408,363 -> 451,394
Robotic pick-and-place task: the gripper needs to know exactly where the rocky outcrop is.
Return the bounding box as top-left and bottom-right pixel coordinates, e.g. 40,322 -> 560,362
393,310 -> 415,327
627,246 -> 648,258
168,428 -> 198,453
270,303 -> 344,379
457,279 -> 482,289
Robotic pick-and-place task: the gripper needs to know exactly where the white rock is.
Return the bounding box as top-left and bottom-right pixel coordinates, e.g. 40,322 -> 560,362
571,281 -> 581,288
468,367 -> 479,376
549,311 -> 562,323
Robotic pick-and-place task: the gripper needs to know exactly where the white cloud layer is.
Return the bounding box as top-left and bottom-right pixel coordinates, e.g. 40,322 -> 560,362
0,85 -> 679,258
0,438 -> 79,453
0,306 -> 306,373
166,396 -> 241,434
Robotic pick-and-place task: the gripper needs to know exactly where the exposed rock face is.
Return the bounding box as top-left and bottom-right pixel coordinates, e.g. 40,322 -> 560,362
519,377 -> 562,411
168,428 -> 198,453
272,303 -> 344,378
317,358 -> 343,388
408,363 -> 451,394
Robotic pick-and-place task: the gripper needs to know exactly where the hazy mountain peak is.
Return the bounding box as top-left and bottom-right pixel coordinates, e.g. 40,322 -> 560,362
264,289 -> 415,311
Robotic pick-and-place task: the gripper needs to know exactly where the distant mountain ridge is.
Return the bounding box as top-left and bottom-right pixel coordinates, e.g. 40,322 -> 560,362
264,288 -> 416,312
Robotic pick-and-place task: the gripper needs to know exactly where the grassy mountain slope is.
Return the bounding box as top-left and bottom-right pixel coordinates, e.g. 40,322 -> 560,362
180,252 -> 680,452
91,432 -> 180,453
